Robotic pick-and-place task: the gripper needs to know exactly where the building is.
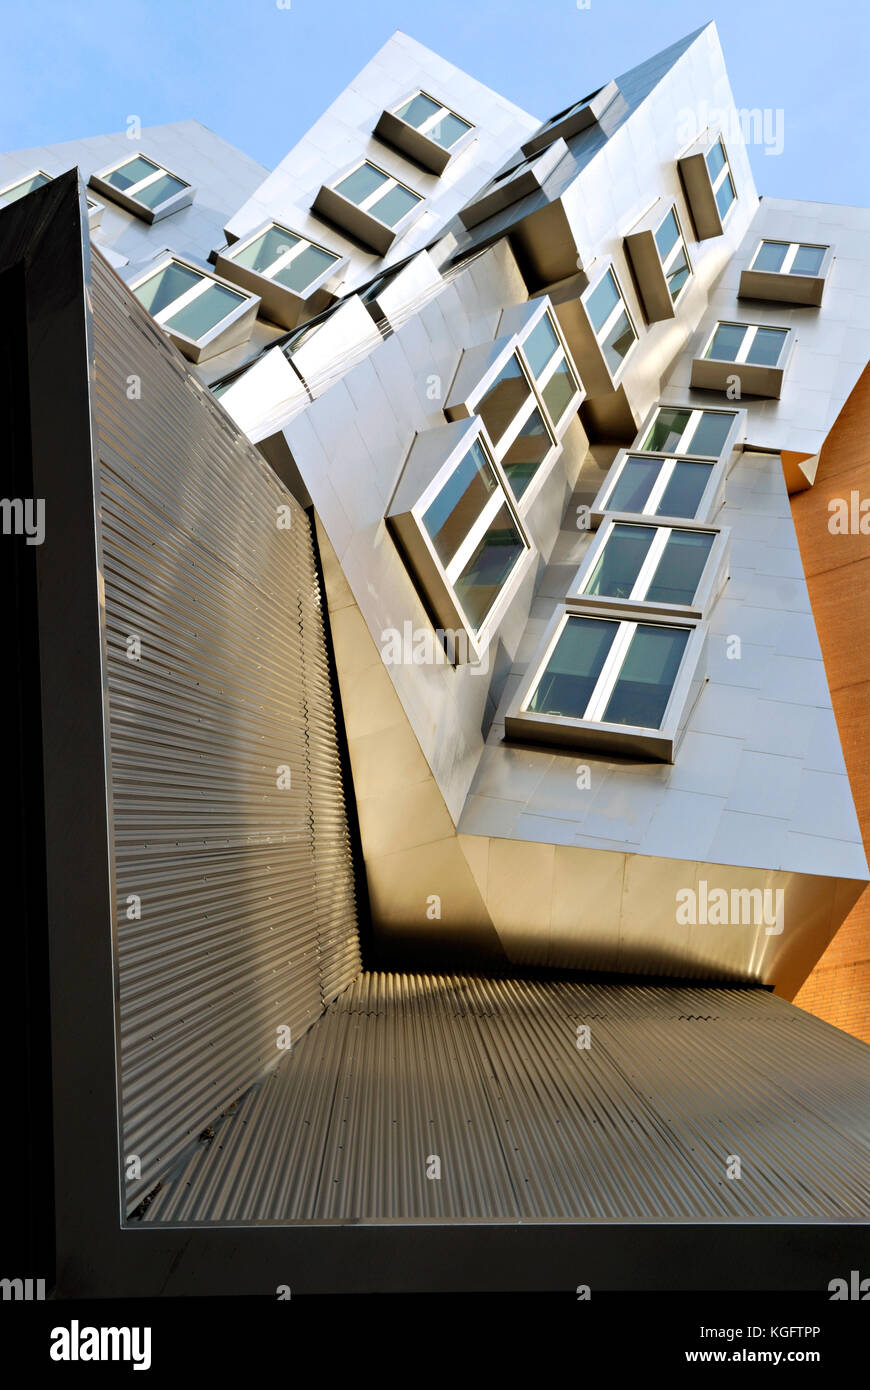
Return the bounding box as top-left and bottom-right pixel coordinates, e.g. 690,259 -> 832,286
4,22 -> 870,1295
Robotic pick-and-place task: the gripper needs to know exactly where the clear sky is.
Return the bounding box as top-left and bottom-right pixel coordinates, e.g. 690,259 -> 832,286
2,0 -> 868,205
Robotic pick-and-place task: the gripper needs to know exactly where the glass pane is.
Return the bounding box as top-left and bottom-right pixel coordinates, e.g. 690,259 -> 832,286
454,504 -> 524,632
745,327 -> 787,367
654,210 -> 680,260
601,309 -> 635,375
395,92 -> 441,129
104,155 -> 161,190
690,411 -> 734,456
428,112 -> 472,149
654,461 -> 712,519
233,226 -> 300,274
705,140 -> 726,182
369,183 -> 420,227
275,243 -> 337,292
584,524 -> 655,599
134,261 -> 203,316
165,282 -> 246,339
477,356 -> 531,446
706,323 -> 746,361
523,315 -> 560,378
586,270 -> 619,333
607,456 -> 662,513
666,247 -> 690,301
792,244 -> 826,276
422,442 -> 497,568
334,163 -> 387,206
752,240 -> 788,272
134,172 -> 187,209
541,359 -> 577,425
500,408 -> 551,498
715,174 -> 736,219
2,172 -> 52,202
528,617 -> 618,718
602,625 -> 689,728
645,529 -> 714,605
642,408 -> 690,453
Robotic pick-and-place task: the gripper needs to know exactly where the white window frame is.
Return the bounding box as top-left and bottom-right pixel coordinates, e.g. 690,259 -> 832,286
89,151 -> 193,222
569,516 -> 727,615
129,256 -> 258,352
582,264 -> 639,382
639,406 -> 741,458
517,307 -> 584,434
224,222 -> 339,294
332,160 -> 422,228
654,206 -> 693,304
701,321 -> 789,368
0,168 -> 52,202
476,349 -> 558,479
391,91 -> 472,149
596,452 -> 717,520
705,138 -> 736,222
749,240 -> 829,276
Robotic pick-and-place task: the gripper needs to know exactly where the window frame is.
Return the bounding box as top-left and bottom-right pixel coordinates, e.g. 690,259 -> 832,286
504,605 -> 706,761
592,450 -> 725,525
677,129 -> 738,240
705,138 -> 736,225
88,151 -> 194,223
215,221 -> 344,331
634,404 -> 745,461
579,262 -> 639,384
691,322 -> 795,399
128,255 -> 260,363
654,204 -> 693,306
0,168 -> 53,203
568,516 -> 729,618
385,418 -> 535,662
738,238 -> 834,307
624,199 -> 693,322
375,90 -> 475,175
313,158 -> 424,254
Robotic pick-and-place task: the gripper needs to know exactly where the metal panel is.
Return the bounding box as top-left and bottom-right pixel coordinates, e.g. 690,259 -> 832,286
142,972 -> 870,1223
89,252 -> 360,1210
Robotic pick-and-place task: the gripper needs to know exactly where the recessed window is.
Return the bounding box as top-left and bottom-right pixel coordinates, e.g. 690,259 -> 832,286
228,224 -> 338,294
705,139 -> 736,222
0,169 -> 52,203
654,208 -> 692,304
575,521 -> 716,606
601,454 -> 715,520
90,153 -> 193,222
524,614 -> 689,729
640,406 -> 737,458
131,258 -> 258,362
333,162 -> 421,228
583,267 -> 637,377
393,92 -> 472,151
704,322 -> 788,368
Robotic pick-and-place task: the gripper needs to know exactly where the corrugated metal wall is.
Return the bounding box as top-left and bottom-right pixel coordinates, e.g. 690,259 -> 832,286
143,972 -> 870,1223
90,254 -> 360,1209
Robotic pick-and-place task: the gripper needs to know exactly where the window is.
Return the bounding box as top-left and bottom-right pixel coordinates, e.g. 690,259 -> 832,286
705,138 -> 736,222
386,423 -> 533,658
392,92 -> 471,151
131,258 -> 258,362
692,322 -> 792,399
475,354 -> 555,500
703,322 -> 788,367
0,169 -> 51,203
739,238 -> 832,306
600,453 -> 715,520
640,407 -> 738,458
521,79 -> 620,157
572,520 -> 718,607
751,240 -> 826,277
333,162 -> 421,228
89,153 -> 193,222
226,224 -> 338,295
653,208 -> 692,304
521,312 -> 582,432
583,267 -> 637,377
504,608 -> 704,758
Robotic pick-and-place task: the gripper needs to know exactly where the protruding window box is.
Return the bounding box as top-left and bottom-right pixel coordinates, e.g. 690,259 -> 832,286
386,418 -> 535,662
739,240 -> 833,307
678,132 -> 736,239
130,256 -> 259,363
521,80 -> 620,157
445,300 -> 584,506
591,449 -> 726,526
546,261 -> 638,395
360,250 -> 443,330
505,607 -> 706,761
375,91 -> 474,175
89,153 -> 194,224
458,139 -> 568,231
86,195 -> 105,229
691,322 -> 794,400
634,404 -> 744,463
313,160 -> 424,254
0,168 -> 53,204
568,517 -> 729,620
215,222 -> 345,330
624,200 -> 693,321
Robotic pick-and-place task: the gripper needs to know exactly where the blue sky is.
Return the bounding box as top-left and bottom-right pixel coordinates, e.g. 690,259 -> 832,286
2,0 -> 867,205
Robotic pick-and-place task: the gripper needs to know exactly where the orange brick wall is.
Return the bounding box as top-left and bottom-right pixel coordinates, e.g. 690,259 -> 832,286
791,363 -> 870,1041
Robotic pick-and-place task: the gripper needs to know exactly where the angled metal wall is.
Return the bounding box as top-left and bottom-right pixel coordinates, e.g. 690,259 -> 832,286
89,251 -> 360,1209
